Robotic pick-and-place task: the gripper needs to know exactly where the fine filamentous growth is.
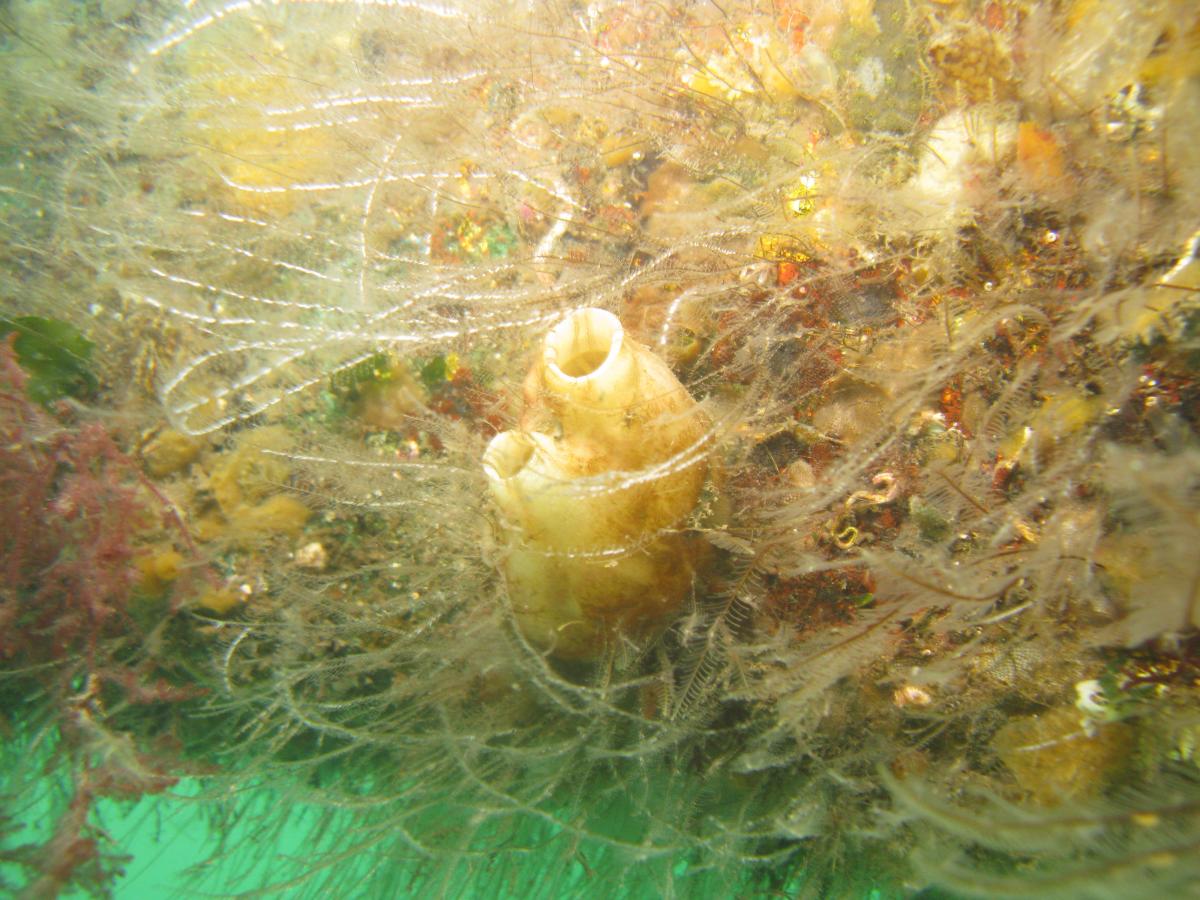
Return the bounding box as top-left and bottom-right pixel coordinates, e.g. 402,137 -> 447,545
1,1 -> 1198,897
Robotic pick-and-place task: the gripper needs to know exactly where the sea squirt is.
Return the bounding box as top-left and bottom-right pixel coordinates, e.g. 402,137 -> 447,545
483,308 -> 709,660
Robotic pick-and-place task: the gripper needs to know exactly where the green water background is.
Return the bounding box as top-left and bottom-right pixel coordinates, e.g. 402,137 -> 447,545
5,772 -> 894,898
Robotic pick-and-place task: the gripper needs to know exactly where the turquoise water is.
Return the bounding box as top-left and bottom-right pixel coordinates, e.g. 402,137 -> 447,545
96,785 -> 210,899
